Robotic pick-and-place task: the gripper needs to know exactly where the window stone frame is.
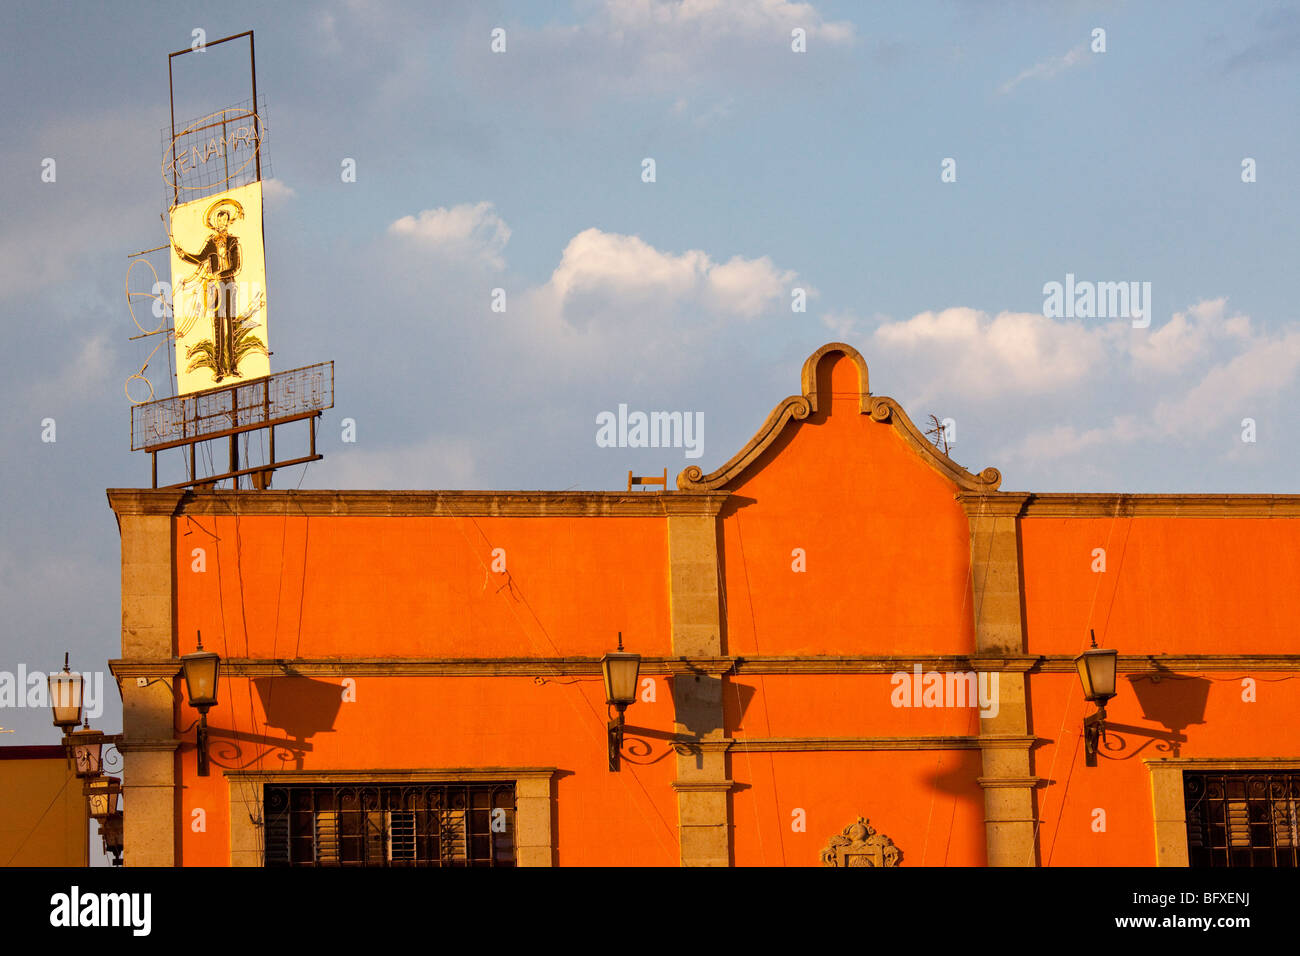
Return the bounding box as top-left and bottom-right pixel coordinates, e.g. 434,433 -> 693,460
224,768 -> 557,867
1146,757 -> 1300,867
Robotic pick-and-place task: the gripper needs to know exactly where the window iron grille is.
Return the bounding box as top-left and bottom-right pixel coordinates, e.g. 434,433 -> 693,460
263,783 -> 516,867
1184,771 -> 1300,867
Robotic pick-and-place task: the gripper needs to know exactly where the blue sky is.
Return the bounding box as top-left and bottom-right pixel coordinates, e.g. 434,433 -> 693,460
1,0 -> 1299,756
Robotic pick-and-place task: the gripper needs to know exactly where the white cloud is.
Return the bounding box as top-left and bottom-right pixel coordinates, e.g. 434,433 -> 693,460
315,11 -> 343,55
602,0 -> 854,44
26,331 -> 117,414
543,228 -> 795,320
1152,330 -> 1300,437
311,435 -> 478,489
999,42 -> 1089,95
997,326 -> 1300,469
825,298 -> 1300,476
820,310 -> 857,340
1129,297 -> 1251,373
996,416 -> 1150,469
364,214 -> 801,386
705,254 -> 796,317
388,201 -> 511,270
869,307 -> 1107,400
672,95 -> 736,127
260,178 -> 297,204
548,229 -> 705,305
463,0 -> 856,118
0,109 -> 153,305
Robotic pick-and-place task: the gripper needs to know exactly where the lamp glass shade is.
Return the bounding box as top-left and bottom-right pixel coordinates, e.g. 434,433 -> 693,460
181,650 -> 220,710
1075,648 -> 1118,702
48,669 -> 83,730
69,729 -> 104,778
601,652 -> 641,706
85,777 -> 120,821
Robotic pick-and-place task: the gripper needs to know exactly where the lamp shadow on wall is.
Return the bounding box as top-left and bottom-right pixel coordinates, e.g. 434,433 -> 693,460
1098,672 -> 1212,760
204,676 -> 344,771
621,676 -> 757,770
672,674 -> 757,770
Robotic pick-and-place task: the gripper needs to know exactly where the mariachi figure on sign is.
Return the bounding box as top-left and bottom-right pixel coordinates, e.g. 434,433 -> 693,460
173,197 -> 264,383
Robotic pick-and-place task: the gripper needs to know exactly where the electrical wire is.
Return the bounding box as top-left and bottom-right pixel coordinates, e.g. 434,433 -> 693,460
1030,498 -> 1128,865
725,510 -> 782,865
201,458 -> 314,861
432,493 -> 679,860
4,773 -> 73,866
934,490 -> 994,865
712,539 -> 764,858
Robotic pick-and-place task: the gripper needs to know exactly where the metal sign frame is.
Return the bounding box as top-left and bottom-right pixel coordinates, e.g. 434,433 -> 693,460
131,361 -> 334,489
167,30 -> 261,208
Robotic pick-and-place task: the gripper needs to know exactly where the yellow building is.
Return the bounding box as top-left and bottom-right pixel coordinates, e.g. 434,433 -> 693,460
0,745 -> 88,866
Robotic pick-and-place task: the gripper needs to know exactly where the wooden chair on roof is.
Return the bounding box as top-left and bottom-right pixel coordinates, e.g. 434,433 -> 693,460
627,468 -> 668,492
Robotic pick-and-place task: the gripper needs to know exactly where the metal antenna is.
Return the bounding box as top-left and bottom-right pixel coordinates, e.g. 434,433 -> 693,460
924,414 -> 951,456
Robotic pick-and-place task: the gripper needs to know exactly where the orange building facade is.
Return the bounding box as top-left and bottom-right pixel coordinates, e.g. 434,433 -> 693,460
107,344 -> 1300,866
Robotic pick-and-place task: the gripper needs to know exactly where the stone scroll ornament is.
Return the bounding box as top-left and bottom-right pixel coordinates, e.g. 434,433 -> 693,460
819,817 -> 902,867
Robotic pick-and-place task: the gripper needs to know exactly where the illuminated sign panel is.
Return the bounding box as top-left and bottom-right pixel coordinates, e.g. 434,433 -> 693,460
163,106 -> 263,198
168,180 -> 269,395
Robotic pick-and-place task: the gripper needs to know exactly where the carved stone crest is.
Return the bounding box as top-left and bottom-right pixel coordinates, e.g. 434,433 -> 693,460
820,816 -> 902,867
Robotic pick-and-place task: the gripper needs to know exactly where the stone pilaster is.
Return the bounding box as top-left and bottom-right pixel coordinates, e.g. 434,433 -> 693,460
513,772 -> 554,867
1148,762 -> 1190,867
960,493 -> 1038,866
664,498 -> 731,866
109,490 -> 184,866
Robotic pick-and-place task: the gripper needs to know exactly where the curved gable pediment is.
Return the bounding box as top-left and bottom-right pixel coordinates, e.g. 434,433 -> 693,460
676,342 -> 1002,493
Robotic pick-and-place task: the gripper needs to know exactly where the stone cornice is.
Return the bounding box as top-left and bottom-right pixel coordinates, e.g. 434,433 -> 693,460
957,492 -> 1031,518
1142,758 -> 1300,769
108,654 -> 1300,677
730,736 -> 981,751
676,343 -> 1002,493
223,768 -> 558,782
977,777 -> 1043,790
111,490 -> 1300,519
110,657 -> 738,678
106,488 -> 731,518
1033,655 -> 1300,673
106,489 -> 187,517
671,779 -> 735,792
112,655 -> 1023,678
117,738 -> 182,753
959,492 -> 1300,518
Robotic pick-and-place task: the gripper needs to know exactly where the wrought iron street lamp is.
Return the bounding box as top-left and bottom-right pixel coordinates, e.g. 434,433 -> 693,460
68,721 -> 106,779
49,654 -> 127,864
85,776 -> 122,822
1075,630 -> 1118,767
100,813 -> 124,866
48,653 -> 84,733
180,631 -> 221,776
601,633 -> 640,772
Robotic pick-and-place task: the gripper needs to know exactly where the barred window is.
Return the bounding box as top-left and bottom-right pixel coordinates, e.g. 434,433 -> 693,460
1184,771 -> 1300,867
264,783 -> 516,867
